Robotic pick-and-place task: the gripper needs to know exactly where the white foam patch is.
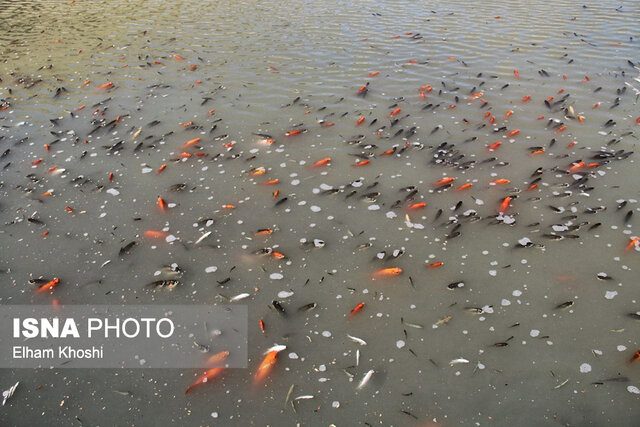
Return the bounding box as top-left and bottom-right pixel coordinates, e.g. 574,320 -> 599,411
579,363 -> 592,373
277,290 -> 294,298
142,167 -> 153,174
396,340 -> 405,349
205,266 -> 218,273
270,273 -> 284,280
106,188 -> 120,196
604,291 -> 618,300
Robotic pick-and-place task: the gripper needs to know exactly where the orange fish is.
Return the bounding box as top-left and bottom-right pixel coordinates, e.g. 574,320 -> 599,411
521,95 -> 531,103
628,350 -> 640,364
513,69 -> 520,78
567,141 -> 576,148
593,102 -> 600,109
250,167 -> 266,176
448,104 -> 456,109
271,251 -> 285,259
428,261 -> 443,269
255,228 -> 274,236
555,125 -> 567,134
527,183 -> 538,191
408,202 -> 426,210
157,196 -> 167,212
173,54 -> 184,61
433,177 -> 455,187
353,159 -> 370,167
507,129 -> 520,138
372,267 -> 403,279
635,117 -> 640,124
185,367 -> 224,394
582,75 -> 590,82
205,350 -> 230,367
349,302 -> 366,317
108,172 -> 114,182
483,111 -> 491,118
489,116 -> 495,124
389,108 -> 401,117
221,204 -> 235,209
356,116 -> 365,126
144,230 -> 168,239
557,89 -> 564,94
76,105 -> 86,111
498,196 -> 512,214
381,147 -> 396,156
563,74 -> 567,80
530,149 -> 545,155
577,115 -> 584,124
182,137 -> 201,148
537,115 -> 545,120
491,178 -> 510,185
568,161 -> 585,173
312,157 -> 331,167
625,237 -> 639,251
181,121 -> 193,127
156,164 -> 167,174
368,71 -> 380,77
487,141 -> 501,151
321,122 -> 335,127
254,350 -> 279,384
97,82 -> 113,90
456,182 -> 473,191
505,110 -> 513,119
36,278 -> 60,293
263,179 -> 279,185
285,129 -> 302,136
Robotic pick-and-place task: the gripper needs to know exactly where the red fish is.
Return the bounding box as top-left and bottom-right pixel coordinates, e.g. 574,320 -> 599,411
144,230 -> 168,239
182,137 -> 201,148
389,108 -> 401,117
259,319 -> 265,333
185,367 -> 224,394
349,302 -> 365,317
507,129 -> 520,138
433,177 -> 455,187
505,110 -> 513,119
408,202 -> 426,210
513,69 -> 520,79
156,164 -> 167,174
498,196 -> 512,214
456,183 -> 473,191
487,141 -> 501,151
157,197 -> 167,212
356,116 -> 365,126
372,267 -> 403,279
285,129 -> 302,136
36,278 -> 60,293
427,261 -> 443,269
521,95 -> 531,103
254,350 -> 279,384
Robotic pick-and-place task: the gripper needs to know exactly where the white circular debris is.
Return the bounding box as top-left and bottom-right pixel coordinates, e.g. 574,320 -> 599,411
627,386 -> 640,394
288,352 -> 299,359
501,299 -> 511,306
530,329 -> 540,337
106,188 -> 120,196
211,412 -> 218,418
310,205 -> 321,212
396,340 -> 405,349
322,330 -> 331,337
368,204 -> 380,211
579,363 -> 592,373
277,290 -> 293,298
617,345 -> 627,352
332,401 -> 340,408
205,266 -> 218,273
604,291 -> 617,300
386,211 -> 397,219
165,234 -> 177,243
270,273 -> 284,280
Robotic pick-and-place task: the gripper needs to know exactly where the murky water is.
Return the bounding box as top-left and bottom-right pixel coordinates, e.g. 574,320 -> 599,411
1,0 -> 639,425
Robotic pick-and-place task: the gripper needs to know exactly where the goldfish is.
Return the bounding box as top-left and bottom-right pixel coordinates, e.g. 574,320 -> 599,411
356,116 -> 365,126
636,117 -> 640,124
522,95 -> 531,103
97,82 -> 113,90
505,110 -> 513,119
568,161 -> 585,172
36,278 -> 60,293
262,179 -> 279,185
312,158 -> 331,168
456,183 -> 473,191
353,159 -> 370,167
255,228 -> 274,236
321,122 -> 335,127
625,237 -> 639,251
349,302 -> 365,317
433,177 -> 455,187
487,141 -> 501,151
530,149 -> 545,155
513,69 -> 520,78
489,116 -> 495,124
254,350 -> 279,384
173,54 -> 184,61
470,92 -> 484,101
272,189 -> 279,199
577,115 -> 584,124
428,261 -> 443,269
368,71 -> 380,77
527,183 -> 538,191
491,178 -> 510,185
185,368 -> 224,394
567,141 -> 576,148
498,196 -> 512,214
389,108 -> 401,117
537,115 -> 545,120
205,350 -> 230,367
507,129 -> 520,138
408,202 -> 426,210
182,137 -> 201,148
144,230 -> 169,239
372,267 -> 403,279
221,204 -> 235,209
593,102 -> 601,109
555,125 -> 567,134
259,319 -> 266,333
285,129 -> 302,136
157,197 -> 167,212
628,350 -> 640,364
156,164 -> 167,174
